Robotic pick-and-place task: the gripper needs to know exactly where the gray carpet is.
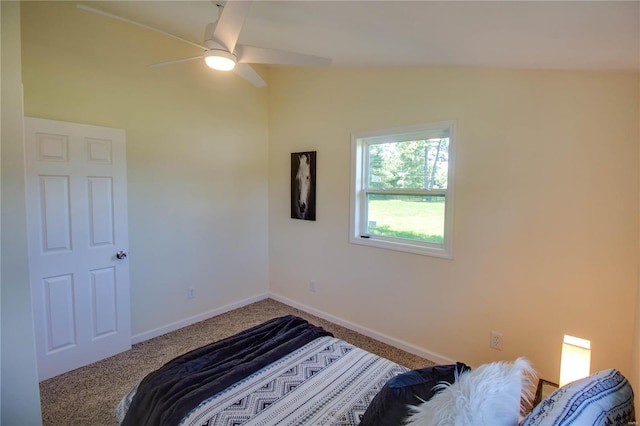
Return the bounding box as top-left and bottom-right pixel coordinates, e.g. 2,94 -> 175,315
40,298 -> 435,425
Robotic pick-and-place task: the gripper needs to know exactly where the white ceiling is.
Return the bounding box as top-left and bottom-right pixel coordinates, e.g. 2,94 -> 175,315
85,1 -> 640,71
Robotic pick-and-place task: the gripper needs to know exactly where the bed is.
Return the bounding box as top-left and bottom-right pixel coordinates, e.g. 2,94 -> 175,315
116,315 -> 408,426
116,315 -> 636,426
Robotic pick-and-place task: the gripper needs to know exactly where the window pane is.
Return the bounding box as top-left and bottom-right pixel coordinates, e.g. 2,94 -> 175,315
368,139 -> 449,190
366,194 -> 445,244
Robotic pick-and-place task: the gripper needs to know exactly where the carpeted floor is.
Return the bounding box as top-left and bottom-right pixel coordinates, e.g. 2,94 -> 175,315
39,298 -> 435,425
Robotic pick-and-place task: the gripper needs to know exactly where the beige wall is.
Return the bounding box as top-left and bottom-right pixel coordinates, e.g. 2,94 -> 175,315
1,1 -> 43,424
20,1 -> 270,336
268,67 -> 639,383
634,82 -> 640,409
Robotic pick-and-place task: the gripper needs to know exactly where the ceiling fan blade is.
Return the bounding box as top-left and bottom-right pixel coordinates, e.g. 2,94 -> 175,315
212,1 -> 252,53
76,4 -> 207,51
236,45 -> 331,67
233,63 -> 266,87
150,56 -> 204,68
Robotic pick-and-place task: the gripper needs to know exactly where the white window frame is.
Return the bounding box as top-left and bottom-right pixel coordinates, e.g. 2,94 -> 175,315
350,121 -> 455,259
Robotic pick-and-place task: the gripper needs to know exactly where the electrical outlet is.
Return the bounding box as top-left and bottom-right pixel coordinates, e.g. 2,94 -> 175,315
309,280 -> 317,293
490,331 -> 503,351
187,287 -> 195,299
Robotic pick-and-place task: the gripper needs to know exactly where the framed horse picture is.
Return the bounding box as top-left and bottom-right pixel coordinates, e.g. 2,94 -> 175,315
291,151 -> 316,221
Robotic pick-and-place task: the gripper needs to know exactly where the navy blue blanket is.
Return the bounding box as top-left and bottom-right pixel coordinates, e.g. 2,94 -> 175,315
121,315 -> 333,426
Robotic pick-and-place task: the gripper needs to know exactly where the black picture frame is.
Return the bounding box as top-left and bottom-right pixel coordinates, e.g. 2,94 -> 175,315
291,151 -> 316,221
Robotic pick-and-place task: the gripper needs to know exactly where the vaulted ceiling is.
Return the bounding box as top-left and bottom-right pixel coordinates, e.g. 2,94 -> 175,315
81,1 -> 639,71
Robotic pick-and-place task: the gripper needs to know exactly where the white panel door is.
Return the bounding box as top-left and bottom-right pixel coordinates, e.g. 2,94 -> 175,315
24,117 -> 131,381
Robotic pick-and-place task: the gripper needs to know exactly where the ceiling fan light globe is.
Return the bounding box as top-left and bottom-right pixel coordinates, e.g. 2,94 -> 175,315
204,50 -> 237,71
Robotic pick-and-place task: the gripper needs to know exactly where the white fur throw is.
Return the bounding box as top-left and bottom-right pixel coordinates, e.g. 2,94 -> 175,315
404,357 -> 536,426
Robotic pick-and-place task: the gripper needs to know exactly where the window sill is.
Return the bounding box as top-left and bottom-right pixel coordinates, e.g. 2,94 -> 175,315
349,235 -> 452,259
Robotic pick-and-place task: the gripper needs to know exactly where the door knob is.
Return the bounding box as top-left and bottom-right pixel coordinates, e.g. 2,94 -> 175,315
116,251 -> 127,259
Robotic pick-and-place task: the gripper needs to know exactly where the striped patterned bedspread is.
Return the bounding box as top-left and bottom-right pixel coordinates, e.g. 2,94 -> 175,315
118,336 -> 407,426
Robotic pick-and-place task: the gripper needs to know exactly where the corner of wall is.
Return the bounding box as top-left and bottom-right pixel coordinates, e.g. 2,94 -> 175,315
632,283 -> 640,410
1,2 -> 44,424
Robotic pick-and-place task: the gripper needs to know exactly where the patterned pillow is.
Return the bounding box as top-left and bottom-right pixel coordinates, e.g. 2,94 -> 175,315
521,369 -> 635,426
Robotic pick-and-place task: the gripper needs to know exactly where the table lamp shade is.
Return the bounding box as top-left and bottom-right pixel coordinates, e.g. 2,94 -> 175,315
559,334 -> 591,387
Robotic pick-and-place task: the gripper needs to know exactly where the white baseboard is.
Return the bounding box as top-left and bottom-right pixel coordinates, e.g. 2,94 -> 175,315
268,292 -> 455,365
131,293 -> 270,345
131,291 -> 454,366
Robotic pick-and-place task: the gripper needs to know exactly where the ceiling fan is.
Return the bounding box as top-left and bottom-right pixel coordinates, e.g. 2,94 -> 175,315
77,1 -> 331,87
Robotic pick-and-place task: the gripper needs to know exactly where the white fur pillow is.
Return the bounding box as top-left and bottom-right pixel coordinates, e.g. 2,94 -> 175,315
404,357 -> 536,426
